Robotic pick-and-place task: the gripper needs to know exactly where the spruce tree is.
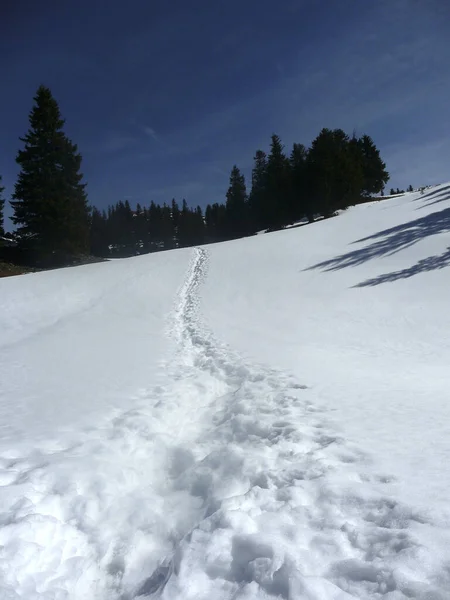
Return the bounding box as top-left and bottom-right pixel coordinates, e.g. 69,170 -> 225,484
134,203 -> 150,253
192,206 -> 205,245
225,165 -> 248,239
171,199 -> 180,247
178,199 -> 191,248
265,134 -> 290,229
289,143 -> 309,222
358,134 -> 389,196
11,86 -> 90,264
0,175 -> 4,236
160,203 -> 174,249
248,150 -> 268,232
306,128 -> 362,217
90,207 -> 108,257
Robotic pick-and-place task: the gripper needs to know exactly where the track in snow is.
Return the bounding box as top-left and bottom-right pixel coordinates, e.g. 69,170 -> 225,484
0,247 -> 448,599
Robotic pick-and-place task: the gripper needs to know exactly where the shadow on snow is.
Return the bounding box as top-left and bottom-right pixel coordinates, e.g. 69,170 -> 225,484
354,246 -> 450,287
415,186 -> 450,211
412,184 -> 450,203
306,205 -> 450,286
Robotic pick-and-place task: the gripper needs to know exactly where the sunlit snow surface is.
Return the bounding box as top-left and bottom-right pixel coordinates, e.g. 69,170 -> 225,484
1,185 -> 450,599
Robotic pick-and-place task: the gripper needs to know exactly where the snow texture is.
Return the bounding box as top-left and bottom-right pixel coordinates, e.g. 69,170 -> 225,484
1,184 -> 450,599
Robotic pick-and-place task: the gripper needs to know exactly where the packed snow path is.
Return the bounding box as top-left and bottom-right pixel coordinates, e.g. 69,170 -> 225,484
1,246 -> 449,599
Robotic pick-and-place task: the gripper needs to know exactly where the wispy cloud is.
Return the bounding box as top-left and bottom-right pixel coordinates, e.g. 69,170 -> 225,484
144,2 -> 449,189
95,123 -> 160,155
64,0 -> 450,208
142,125 -> 158,141
97,133 -> 137,154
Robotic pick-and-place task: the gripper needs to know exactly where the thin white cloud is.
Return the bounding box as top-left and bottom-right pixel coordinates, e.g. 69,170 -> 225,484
143,126 -> 158,141
99,133 -> 137,153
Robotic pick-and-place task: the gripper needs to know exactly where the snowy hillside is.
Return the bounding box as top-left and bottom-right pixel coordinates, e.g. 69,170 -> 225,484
1,184 -> 450,599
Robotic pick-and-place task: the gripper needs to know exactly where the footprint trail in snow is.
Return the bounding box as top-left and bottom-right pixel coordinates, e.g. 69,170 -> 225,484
0,247 -> 448,599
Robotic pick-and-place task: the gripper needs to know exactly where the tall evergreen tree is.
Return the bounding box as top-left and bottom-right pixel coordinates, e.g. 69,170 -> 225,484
306,128 -> 362,217
205,202 -> 226,242
90,207 -> 108,256
0,175 -> 4,236
265,134 -> 290,229
178,199 -> 192,248
358,134 -> 389,196
148,201 -> 162,249
248,150 -> 268,232
11,85 -> 90,264
192,206 -> 206,246
171,198 -> 180,247
160,202 -> 175,249
289,143 -> 309,222
225,165 -> 248,238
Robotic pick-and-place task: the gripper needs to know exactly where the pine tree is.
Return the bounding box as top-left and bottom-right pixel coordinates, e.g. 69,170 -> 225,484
225,165 -> 248,239
205,203 -> 226,242
265,134 -> 290,229
148,201 -> 163,250
407,184 -> 413,192
90,207 -> 108,256
133,203 -> 149,253
178,199 -> 191,248
358,134 -> 389,196
248,150 -> 268,232
289,143 -> 309,222
192,206 -> 205,245
171,199 -> 180,247
160,202 -> 174,249
306,128 -> 363,217
11,86 -> 90,265
0,175 -> 4,236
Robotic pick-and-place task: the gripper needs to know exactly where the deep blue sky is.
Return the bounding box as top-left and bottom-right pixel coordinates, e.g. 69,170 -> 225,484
1,0 -> 449,226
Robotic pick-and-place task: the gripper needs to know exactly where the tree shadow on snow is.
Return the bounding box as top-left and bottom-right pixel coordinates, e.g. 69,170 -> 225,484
412,184 -> 450,203
306,205 -> 450,285
415,186 -> 450,210
354,246 -> 450,287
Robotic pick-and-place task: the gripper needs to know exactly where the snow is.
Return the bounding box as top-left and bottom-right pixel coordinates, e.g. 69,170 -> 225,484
1,184 -> 450,599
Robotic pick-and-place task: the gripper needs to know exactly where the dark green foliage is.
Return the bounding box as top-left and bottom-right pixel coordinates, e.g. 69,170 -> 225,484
178,200 -> 205,247
0,175 -> 4,236
171,199 -> 180,240
357,134 -> 389,196
89,207 -> 108,256
265,134 -> 291,229
205,202 -> 226,242
305,129 -> 390,218
225,165 -> 249,238
6,91 -> 391,263
178,199 -> 192,248
89,128 -> 389,255
306,128 -> 360,217
407,184 -> 414,192
10,86 -> 90,265
248,150 -> 268,232
289,143 -> 310,222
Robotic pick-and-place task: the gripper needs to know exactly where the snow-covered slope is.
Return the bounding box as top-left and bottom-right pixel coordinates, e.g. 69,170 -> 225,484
1,184 -> 450,599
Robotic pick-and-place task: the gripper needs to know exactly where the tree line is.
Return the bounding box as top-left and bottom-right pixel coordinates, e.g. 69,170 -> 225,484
1,86 -> 390,266
389,185 -> 414,195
